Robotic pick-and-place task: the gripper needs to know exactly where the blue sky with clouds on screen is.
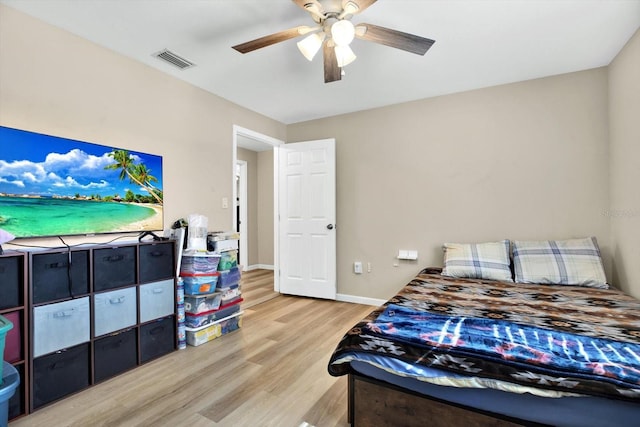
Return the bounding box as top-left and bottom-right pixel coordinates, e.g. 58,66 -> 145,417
0,126 -> 163,198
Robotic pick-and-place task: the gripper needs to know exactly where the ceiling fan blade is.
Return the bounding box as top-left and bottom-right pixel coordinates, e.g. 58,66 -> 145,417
232,26 -> 312,54
323,42 -> 341,83
343,0 -> 377,14
355,23 -> 435,55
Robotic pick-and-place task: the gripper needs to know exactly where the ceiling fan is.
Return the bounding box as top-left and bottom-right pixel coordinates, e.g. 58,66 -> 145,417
232,0 -> 435,83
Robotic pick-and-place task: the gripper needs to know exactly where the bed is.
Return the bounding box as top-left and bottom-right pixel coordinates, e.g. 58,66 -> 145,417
328,238 -> 640,426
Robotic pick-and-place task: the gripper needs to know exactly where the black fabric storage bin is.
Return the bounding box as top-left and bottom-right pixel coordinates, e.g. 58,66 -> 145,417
32,343 -> 90,409
8,363 -> 23,420
94,328 -> 137,383
93,246 -> 136,291
0,255 -> 22,309
139,242 -> 175,283
31,250 -> 89,304
140,316 -> 175,363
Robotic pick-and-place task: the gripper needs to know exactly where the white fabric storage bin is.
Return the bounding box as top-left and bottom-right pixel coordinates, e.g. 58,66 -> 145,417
33,297 -> 90,357
139,279 -> 175,323
93,287 -> 137,337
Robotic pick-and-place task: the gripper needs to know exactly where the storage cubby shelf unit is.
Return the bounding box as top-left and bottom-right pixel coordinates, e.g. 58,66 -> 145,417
27,240 -> 177,413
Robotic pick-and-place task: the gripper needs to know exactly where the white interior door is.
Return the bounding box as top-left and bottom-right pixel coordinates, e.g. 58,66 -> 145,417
277,139 -> 336,300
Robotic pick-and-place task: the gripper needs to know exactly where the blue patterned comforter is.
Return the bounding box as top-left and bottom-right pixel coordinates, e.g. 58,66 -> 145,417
328,270 -> 640,400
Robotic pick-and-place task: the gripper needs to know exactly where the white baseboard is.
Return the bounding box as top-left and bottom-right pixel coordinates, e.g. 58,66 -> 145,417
244,264 -> 275,272
336,293 -> 386,307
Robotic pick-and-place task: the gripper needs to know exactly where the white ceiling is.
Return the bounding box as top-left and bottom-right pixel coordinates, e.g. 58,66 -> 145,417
1,0 -> 639,125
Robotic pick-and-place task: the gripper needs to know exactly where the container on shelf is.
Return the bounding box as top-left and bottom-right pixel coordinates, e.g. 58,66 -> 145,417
94,328 -> 137,383
2,312 -> 21,363
217,250 -> 238,271
184,301 -> 242,329
185,311 -> 243,347
0,316 -> 13,378
180,252 -> 221,275
218,283 -> 241,306
139,279 -> 175,324
211,239 -> 238,253
218,266 -> 241,287
0,256 -> 21,310
32,297 -> 90,358
184,292 -> 222,314
140,316 -> 175,363
218,312 -> 242,335
32,343 -> 90,410
181,273 -> 220,295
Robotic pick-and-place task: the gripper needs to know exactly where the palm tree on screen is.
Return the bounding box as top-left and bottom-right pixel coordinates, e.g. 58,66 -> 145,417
105,150 -> 163,205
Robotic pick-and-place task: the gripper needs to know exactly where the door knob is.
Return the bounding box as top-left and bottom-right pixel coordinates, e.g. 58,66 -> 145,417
326,224 -> 334,230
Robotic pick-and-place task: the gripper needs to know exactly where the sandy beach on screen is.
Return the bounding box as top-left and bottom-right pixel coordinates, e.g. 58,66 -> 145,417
114,204 -> 164,232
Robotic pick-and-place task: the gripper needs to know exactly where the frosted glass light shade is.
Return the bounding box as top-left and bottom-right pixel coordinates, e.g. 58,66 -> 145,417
335,45 -> 357,67
297,33 -> 325,61
331,20 -> 355,46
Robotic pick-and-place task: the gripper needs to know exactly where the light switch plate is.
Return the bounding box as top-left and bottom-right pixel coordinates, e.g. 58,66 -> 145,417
354,261 -> 363,274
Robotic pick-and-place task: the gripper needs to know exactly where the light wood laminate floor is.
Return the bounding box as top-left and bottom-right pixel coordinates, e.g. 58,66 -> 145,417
241,269 -> 278,309
10,276 -> 373,427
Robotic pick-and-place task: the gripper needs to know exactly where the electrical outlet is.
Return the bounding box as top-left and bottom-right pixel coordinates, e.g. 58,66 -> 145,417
354,261 -> 363,274
222,197 -> 229,209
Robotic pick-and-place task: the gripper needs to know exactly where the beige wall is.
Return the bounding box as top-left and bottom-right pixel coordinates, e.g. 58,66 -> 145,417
237,148 -> 259,266
609,29 -> 640,298
288,69 -> 611,300
257,150 -> 274,266
0,5 -> 286,250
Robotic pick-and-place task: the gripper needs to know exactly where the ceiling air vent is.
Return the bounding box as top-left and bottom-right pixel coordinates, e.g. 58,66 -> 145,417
153,49 -> 195,70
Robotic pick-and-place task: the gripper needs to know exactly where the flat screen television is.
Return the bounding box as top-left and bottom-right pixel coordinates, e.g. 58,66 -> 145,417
0,126 -> 164,239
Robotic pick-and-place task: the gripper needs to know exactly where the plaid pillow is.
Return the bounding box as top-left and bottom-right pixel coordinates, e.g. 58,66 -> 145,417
441,240 -> 513,282
513,237 -> 608,288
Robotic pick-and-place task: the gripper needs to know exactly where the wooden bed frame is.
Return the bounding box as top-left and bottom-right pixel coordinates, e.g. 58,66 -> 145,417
348,372 -> 551,427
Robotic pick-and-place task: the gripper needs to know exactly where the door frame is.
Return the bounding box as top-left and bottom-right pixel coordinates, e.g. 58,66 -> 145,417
236,160 -> 248,269
232,125 -> 283,289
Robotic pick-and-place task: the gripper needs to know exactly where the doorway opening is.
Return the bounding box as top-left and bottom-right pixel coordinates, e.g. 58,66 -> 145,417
232,126 -> 283,287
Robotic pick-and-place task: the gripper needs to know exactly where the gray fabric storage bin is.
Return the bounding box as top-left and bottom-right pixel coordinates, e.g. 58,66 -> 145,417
139,279 -> 175,323
31,250 -> 89,304
139,242 -> 175,283
140,316 -> 175,363
93,246 -> 136,292
32,343 -> 90,409
93,287 -> 137,337
0,256 -> 22,309
94,328 -> 137,383
33,297 -> 90,357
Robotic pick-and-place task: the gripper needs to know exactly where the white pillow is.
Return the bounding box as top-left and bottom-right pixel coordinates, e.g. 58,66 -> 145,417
441,240 -> 513,282
512,237 -> 608,288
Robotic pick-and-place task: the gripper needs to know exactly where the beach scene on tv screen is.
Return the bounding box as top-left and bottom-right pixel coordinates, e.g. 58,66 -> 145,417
0,126 -> 164,238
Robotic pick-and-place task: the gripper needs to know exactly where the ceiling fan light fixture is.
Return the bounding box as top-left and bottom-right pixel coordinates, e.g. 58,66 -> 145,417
297,32 -> 326,61
331,19 -> 355,46
335,44 -> 357,67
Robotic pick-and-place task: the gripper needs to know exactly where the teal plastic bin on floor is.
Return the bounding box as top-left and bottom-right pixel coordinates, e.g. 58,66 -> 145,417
1,362 -> 20,427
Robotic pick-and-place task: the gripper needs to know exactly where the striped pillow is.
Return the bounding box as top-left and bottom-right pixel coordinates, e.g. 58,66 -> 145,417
441,240 -> 513,282
512,237 -> 608,288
